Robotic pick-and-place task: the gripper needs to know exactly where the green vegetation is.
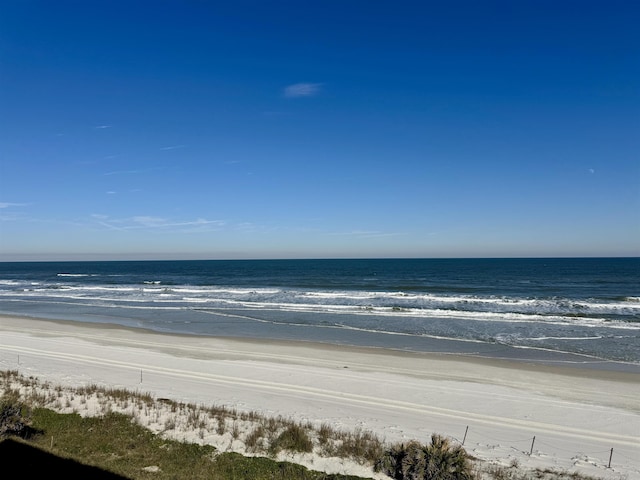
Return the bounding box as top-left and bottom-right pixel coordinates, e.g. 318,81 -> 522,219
269,423 -> 314,455
5,408 -> 366,479
374,435 -> 474,480
0,370 -> 376,479
0,387 -> 32,438
1,370 -> 608,480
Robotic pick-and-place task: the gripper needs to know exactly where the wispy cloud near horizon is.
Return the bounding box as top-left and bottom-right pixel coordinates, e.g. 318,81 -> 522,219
91,214 -> 226,232
283,83 -> 322,98
0,202 -> 28,209
326,230 -> 406,238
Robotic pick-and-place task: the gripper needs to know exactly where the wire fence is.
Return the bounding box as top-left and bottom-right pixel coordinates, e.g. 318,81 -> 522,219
447,424 -> 639,471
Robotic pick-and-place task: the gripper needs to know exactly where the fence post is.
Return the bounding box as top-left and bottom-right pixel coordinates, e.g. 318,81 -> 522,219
462,426 -> 468,445
608,448 -> 613,468
529,436 -> 536,455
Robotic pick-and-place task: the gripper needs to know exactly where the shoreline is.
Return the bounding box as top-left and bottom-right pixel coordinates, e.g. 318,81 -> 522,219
1,315 -> 639,479
2,313 -> 639,375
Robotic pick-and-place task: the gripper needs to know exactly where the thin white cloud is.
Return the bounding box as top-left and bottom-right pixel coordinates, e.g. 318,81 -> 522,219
283,83 -> 322,98
327,230 -> 379,236
132,216 -> 166,227
159,145 -> 185,151
94,125 -> 112,129
361,232 -> 406,239
103,170 -> 141,176
235,222 -> 258,231
0,203 -> 28,222
103,166 -> 166,176
326,230 -> 405,238
147,218 -> 226,229
92,214 -> 225,231
91,214 -> 125,231
0,202 -> 28,209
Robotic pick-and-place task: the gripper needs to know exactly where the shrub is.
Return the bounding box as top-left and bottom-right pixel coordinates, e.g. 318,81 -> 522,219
269,424 -> 313,455
375,440 -> 423,480
375,434 -> 475,480
333,428 -> 385,464
0,391 -> 35,439
424,434 -> 473,480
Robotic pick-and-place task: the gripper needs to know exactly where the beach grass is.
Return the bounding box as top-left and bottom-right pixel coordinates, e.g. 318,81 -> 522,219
1,370 -> 381,479
10,408 -> 368,479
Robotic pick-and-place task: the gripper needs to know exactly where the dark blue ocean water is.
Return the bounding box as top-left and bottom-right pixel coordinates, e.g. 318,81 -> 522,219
0,258 -> 638,364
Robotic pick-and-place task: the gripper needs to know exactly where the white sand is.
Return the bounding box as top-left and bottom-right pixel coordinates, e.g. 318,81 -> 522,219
1,315 -> 638,479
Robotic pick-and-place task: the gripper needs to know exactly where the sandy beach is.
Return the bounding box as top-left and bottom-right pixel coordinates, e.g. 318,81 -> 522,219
1,315 -> 638,479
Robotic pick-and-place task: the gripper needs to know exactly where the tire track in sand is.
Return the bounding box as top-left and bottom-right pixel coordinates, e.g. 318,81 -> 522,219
2,342 -> 638,449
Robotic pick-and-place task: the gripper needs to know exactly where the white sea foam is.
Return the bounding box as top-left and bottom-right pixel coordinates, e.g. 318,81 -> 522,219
523,336 -> 604,341
2,274 -> 639,360
172,287 -> 282,295
5,280 -> 637,312
1,282 -> 638,327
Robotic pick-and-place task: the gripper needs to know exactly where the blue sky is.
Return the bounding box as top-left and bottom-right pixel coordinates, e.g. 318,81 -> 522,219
1,1 -> 638,260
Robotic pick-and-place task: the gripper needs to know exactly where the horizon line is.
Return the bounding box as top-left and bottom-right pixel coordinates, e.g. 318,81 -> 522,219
0,255 -> 638,263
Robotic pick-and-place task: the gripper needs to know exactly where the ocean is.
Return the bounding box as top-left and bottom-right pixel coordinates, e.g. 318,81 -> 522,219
1,258 -> 638,367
